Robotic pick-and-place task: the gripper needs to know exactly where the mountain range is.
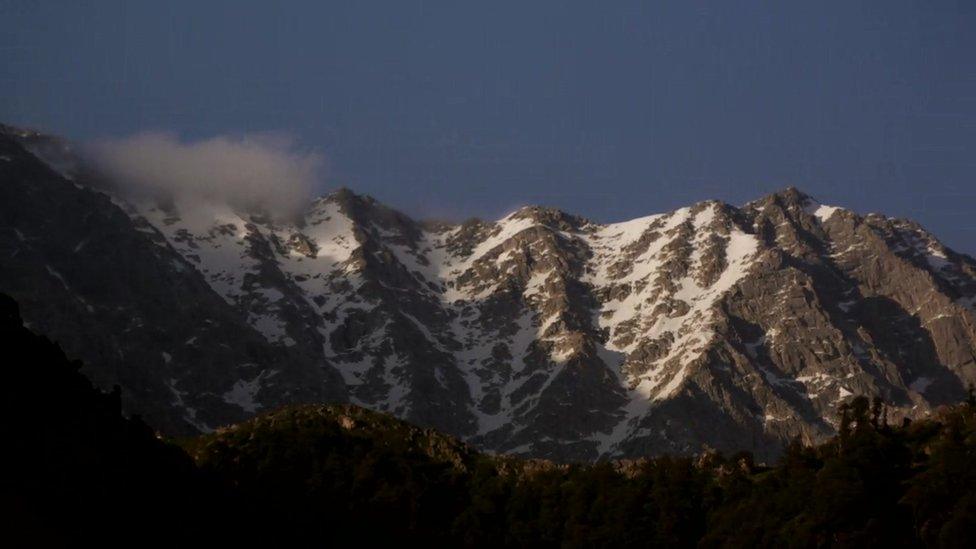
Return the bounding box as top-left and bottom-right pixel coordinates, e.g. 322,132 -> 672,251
2,123 -> 975,461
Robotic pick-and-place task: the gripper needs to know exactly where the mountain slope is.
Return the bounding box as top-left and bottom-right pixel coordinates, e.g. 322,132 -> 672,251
0,126 -> 347,435
3,124 -> 976,460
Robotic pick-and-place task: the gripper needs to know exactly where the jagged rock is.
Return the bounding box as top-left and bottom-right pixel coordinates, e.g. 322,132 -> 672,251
3,124 -> 976,461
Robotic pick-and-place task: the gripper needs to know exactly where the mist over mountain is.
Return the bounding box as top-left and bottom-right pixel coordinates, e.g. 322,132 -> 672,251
85,131 -> 323,219
3,123 -> 976,461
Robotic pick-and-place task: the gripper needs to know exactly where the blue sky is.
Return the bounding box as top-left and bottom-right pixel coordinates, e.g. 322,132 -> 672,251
2,1 -> 974,252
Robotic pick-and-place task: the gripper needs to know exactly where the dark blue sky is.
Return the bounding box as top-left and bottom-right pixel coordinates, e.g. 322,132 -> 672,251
2,1 -> 974,252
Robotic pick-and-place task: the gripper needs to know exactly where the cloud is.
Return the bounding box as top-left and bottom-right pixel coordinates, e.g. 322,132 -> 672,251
85,131 -> 324,217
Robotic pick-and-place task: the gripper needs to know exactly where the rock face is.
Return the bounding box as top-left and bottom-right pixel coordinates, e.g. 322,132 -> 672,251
0,126 -> 347,435
3,125 -> 976,461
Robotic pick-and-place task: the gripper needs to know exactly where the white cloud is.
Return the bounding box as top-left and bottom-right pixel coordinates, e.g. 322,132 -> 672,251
86,131 -> 324,217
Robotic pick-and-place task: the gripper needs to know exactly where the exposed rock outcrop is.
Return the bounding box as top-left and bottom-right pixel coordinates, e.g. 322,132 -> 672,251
3,124 -> 975,461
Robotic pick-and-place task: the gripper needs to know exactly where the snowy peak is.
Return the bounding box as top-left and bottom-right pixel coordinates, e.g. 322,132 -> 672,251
4,126 -> 976,462
75,178 -> 976,459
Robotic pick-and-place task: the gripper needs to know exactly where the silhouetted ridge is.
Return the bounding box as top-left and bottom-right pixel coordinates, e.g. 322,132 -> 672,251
0,293 -> 232,544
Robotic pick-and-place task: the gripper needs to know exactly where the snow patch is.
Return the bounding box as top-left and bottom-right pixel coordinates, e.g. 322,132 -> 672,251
803,198 -> 843,222
221,372 -> 275,414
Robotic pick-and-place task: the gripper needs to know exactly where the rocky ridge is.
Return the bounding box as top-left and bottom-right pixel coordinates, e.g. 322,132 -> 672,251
3,124 -> 975,460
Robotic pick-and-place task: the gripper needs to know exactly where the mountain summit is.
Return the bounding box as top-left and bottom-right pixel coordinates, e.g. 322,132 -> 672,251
2,126 -> 975,460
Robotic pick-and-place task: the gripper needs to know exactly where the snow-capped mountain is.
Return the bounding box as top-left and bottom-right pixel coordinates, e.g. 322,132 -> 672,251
3,124 -> 976,460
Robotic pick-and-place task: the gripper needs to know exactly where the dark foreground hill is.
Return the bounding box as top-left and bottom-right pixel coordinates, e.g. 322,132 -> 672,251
2,292 -> 976,547
0,293 -> 236,544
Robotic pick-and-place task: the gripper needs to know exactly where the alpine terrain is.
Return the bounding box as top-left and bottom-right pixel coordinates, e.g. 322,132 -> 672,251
3,123 -> 975,461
